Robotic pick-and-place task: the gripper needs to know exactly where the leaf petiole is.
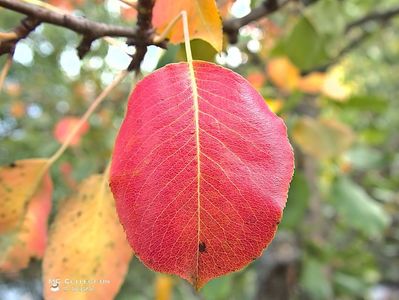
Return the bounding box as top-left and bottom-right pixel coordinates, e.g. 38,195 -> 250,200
153,12 -> 183,44
0,55 -> 13,93
46,70 -> 129,168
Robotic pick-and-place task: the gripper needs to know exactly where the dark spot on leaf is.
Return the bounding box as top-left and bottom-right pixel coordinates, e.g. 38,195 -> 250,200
76,211 -> 82,217
62,257 -> 68,263
276,221 -> 280,225
8,162 -> 17,168
199,242 -> 206,253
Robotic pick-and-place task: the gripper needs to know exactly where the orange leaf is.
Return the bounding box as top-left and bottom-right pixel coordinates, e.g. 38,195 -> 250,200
5,82 -> 21,97
297,72 -> 326,94
247,71 -> 266,89
9,101 -> 26,118
267,57 -> 300,92
53,116 -> 90,147
43,175 -> 132,300
152,0 -> 223,52
121,7 -> 137,21
155,274 -> 174,300
0,173 -> 52,274
59,162 -> 78,189
217,0 -> 235,18
0,159 -> 49,234
48,0 -> 74,11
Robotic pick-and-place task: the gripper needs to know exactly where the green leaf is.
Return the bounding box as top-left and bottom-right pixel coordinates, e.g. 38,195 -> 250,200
342,95 -> 389,113
156,45 -> 180,69
178,39 -> 217,62
345,147 -> 383,171
330,177 -> 390,236
280,172 -> 310,229
305,0 -> 345,35
201,274 -> 233,300
333,272 -> 367,296
301,258 -> 333,300
272,17 -> 330,70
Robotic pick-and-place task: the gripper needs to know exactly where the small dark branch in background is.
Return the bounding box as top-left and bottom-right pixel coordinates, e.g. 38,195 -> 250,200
223,0 -> 290,44
127,0 -> 155,72
0,16 -> 41,56
345,5 -> 399,33
1,0 -> 399,73
77,35 -> 95,59
0,0 -> 138,38
303,5 -> 399,74
303,30 -> 372,75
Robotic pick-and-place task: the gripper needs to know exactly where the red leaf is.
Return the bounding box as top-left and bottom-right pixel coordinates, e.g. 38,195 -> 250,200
53,116 -> 89,147
110,61 -> 294,289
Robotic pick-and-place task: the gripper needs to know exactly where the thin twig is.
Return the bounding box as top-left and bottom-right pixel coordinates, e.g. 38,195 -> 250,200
0,32 -> 18,41
153,13 -> 182,44
46,70 -> 129,167
0,55 -> 13,93
0,16 -> 41,56
119,0 -> 137,10
223,0 -> 291,43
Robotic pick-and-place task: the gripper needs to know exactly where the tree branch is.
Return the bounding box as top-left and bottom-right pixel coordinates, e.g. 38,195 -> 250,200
0,16 -> 41,56
127,0 -> 156,72
223,0 -> 291,44
0,0 -> 137,38
0,0 -> 290,69
303,5 -> 399,74
345,5 -> 399,33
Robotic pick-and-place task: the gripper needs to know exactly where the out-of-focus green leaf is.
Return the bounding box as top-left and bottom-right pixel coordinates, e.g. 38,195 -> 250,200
305,0 -> 345,36
272,17 -> 330,70
301,258 -> 333,300
339,95 -> 389,112
201,274 -> 233,300
330,177 -> 390,236
345,147 -> 383,170
333,272 -> 367,296
178,39 -> 217,62
273,0 -> 346,69
156,45 -> 180,69
280,172 -> 309,229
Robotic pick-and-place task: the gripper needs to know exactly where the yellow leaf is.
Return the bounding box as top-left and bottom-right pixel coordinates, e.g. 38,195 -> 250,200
265,98 -> 283,113
0,173 -> 52,274
267,57 -> 300,92
297,72 -> 326,94
42,175 -> 132,300
322,65 -> 354,101
155,274 -> 174,300
0,159 -> 49,234
152,0 -> 223,52
292,117 -> 354,159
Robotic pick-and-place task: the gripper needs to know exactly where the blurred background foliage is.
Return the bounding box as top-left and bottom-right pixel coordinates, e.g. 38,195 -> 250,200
1,0 -> 399,299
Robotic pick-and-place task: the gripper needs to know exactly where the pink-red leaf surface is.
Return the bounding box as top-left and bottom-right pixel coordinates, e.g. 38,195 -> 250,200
110,61 -> 294,289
